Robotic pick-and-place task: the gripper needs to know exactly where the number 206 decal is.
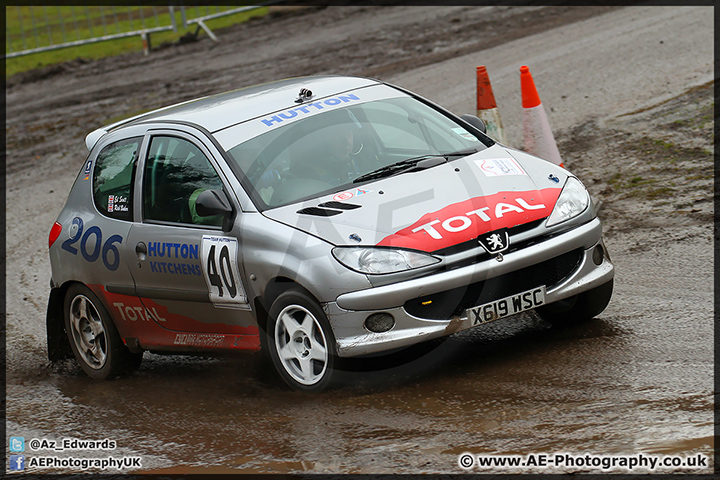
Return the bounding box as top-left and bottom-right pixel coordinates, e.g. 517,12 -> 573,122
61,217 -> 123,271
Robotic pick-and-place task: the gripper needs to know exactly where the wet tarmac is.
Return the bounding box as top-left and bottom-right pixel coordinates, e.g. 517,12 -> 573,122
7,232 -> 713,473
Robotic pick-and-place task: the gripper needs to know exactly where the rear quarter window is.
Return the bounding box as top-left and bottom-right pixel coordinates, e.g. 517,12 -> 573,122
93,137 -> 141,221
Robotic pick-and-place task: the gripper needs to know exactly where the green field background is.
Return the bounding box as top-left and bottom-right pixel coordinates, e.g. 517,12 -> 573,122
6,6 -> 267,78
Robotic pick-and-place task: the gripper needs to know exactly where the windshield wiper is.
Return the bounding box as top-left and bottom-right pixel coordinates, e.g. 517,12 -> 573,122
352,148 -> 478,184
353,155 -> 439,183
442,147 -> 479,158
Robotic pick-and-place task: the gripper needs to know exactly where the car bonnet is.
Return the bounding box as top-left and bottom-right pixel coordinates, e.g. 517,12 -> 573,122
262,145 -> 569,253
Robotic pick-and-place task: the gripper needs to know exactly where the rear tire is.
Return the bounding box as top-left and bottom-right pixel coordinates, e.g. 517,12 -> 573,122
265,289 -> 336,392
536,279 -> 613,325
64,284 -> 142,379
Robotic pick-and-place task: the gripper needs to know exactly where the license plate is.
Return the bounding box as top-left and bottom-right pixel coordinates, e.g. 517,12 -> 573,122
466,286 -> 546,326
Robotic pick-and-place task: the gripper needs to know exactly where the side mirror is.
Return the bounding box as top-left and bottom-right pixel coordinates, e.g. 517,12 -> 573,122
460,114 -> 487,134
195,189 -> 234,230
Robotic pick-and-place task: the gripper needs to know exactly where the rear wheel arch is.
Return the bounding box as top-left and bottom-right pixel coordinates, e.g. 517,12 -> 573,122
47,281 -> 74,361
48,280 -> 107,361
62,283 -> 142,379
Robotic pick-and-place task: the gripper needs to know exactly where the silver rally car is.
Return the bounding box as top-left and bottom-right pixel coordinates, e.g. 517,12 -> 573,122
47,75 -> 614,391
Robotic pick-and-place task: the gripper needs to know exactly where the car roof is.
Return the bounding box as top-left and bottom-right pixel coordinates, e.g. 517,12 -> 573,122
85,75 -> 381,151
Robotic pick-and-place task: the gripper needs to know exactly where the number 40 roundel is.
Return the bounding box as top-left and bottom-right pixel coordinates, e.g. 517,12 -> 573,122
200,235 -> 249,308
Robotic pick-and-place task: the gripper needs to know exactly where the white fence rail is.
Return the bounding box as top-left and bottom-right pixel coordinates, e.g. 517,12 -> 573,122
5,4 -> 280,59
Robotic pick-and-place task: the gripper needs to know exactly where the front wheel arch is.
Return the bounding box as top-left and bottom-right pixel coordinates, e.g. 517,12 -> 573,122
537,279 -> 614,325
259,277 -> 323,330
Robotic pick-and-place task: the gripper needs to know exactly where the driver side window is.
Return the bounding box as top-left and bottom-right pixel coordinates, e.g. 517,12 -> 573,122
143,136 -> 224,226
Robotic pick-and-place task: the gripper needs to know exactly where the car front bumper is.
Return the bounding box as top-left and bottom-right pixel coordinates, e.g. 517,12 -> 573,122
325,217 -> 614,357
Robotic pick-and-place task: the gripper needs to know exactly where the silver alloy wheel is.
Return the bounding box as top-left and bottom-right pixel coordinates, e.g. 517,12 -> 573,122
274,304 -> 329,386
68,295 -> 107,370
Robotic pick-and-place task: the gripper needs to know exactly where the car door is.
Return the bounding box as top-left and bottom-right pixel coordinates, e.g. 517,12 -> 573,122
125,131 -> 257,350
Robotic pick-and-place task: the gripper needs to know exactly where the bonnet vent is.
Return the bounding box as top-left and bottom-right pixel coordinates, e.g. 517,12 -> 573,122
317,201 -> 362,210
297,201 -> 363,216
296,207 -> 343,217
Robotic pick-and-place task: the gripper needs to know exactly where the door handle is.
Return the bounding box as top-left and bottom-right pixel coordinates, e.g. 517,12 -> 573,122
135,242 -> 147,262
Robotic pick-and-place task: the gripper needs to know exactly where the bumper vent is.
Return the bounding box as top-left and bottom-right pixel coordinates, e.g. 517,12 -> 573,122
404,248 -> 583,320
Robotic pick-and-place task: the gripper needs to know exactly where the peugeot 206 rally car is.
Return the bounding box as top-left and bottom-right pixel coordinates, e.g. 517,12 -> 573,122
47,75 -> 614,391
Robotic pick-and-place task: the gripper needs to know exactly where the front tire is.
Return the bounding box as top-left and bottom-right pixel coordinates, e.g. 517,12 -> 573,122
64,284 -> 142,379
536,279 -> 613,325
265,290 -> 336,391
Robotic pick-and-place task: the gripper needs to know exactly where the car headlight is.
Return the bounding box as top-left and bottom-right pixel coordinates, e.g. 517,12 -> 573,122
332,247 -> 440,274
545,177 -> 590,227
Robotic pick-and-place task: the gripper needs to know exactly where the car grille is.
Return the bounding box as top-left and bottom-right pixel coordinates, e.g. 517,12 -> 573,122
403,248 -> 584,320
431,218 -> 545,255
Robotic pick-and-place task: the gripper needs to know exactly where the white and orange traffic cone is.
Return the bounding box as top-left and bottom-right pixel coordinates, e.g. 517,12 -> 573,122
520,65 -> 563,168
476,65 -> 507,144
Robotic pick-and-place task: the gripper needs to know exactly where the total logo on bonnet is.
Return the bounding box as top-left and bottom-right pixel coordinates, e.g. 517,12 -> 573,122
378,188 -> 562,252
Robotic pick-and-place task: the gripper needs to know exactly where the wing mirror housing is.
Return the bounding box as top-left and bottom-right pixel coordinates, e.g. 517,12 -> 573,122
195,189 -> 234,231
460,114 -> 487,134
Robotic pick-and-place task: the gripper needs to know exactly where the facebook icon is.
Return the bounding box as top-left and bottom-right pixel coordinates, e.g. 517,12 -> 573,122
9,455 -> 25,471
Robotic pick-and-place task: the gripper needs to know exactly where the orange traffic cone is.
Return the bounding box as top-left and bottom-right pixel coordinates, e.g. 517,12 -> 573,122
476,66 -> 507,144
520,65 -> 563,167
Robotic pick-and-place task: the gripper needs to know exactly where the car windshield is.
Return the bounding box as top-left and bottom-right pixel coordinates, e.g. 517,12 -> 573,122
226,96 -> 490,209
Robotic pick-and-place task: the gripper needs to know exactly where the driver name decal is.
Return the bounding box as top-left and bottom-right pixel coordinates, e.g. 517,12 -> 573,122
107,195 -> 129,213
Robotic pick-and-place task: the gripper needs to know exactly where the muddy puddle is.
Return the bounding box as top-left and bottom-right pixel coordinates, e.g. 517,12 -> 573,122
7,299 -> 713,474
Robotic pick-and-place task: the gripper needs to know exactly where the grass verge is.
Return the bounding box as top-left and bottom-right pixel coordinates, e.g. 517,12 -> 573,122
6,6 -> 268,79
